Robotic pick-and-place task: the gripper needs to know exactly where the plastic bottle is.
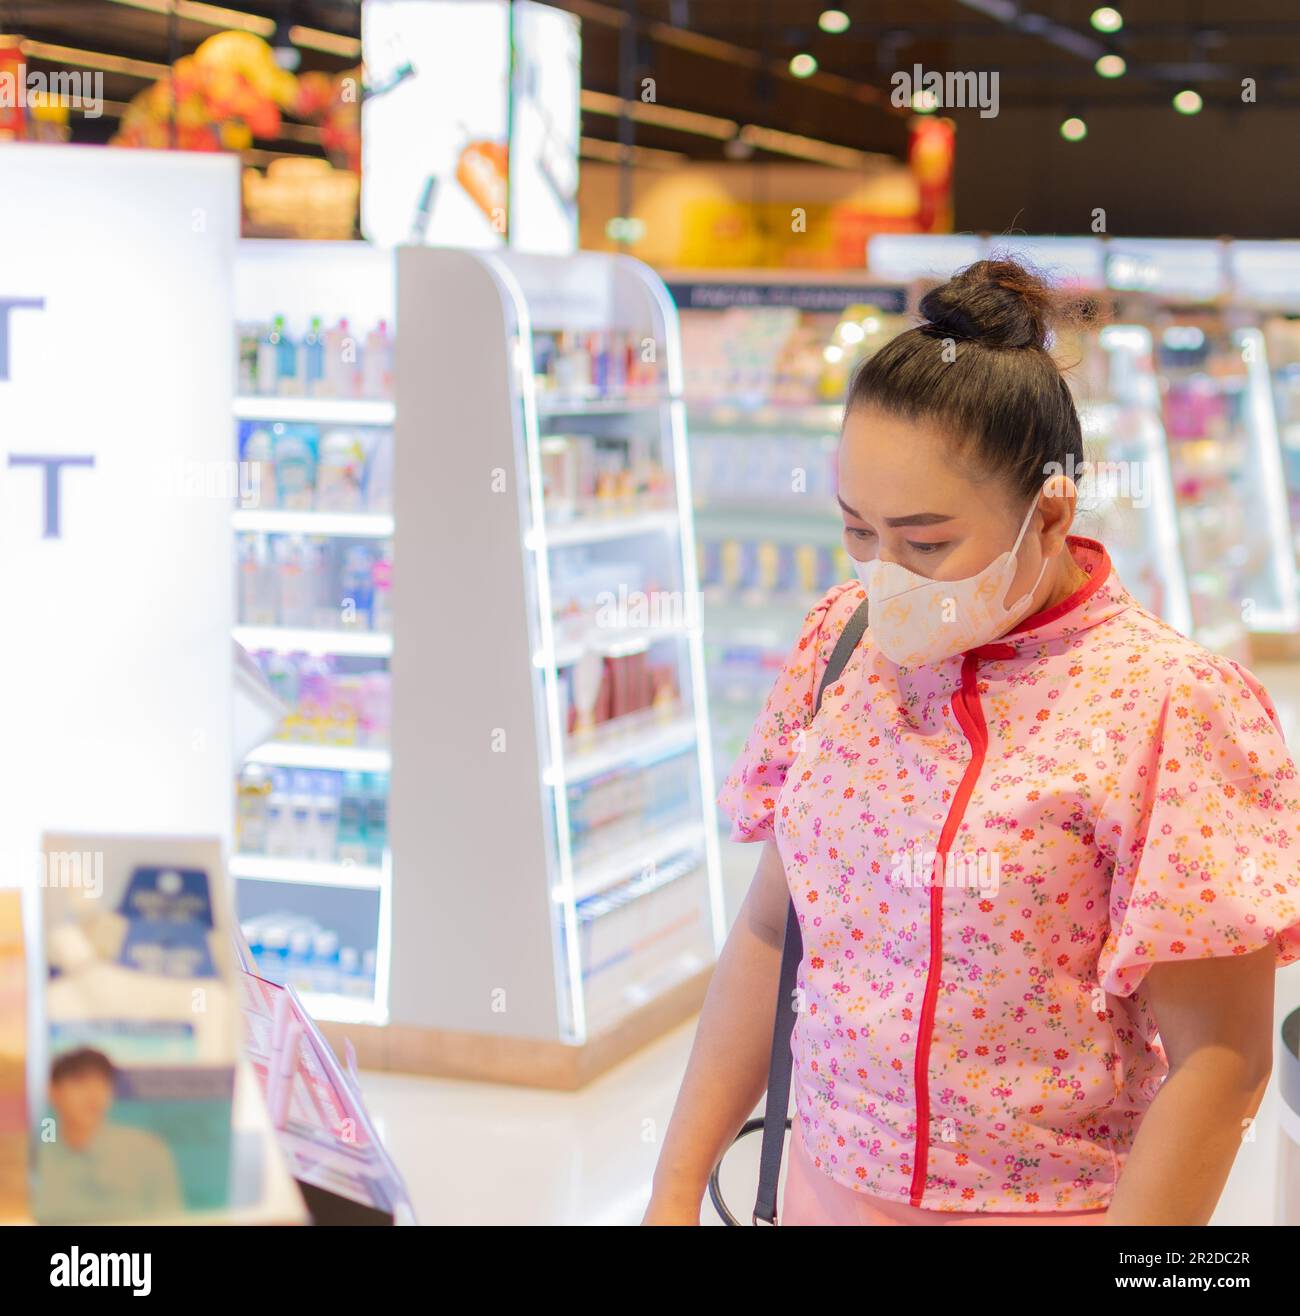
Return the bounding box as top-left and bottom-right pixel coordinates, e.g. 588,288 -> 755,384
363,772 -> 389,865
240,423 -> 277,511
316,428 -> 366,512
238,534 -> 278,625
361,319 -> 394,399
359,671 -> 391,747
236,765 -> 271,855
323,317 -> 356,397
274,425 -> 317,511
340,546 -> 375,629
371,554 -> 393,634
364,430 -> 393,512
286,927 -> 315,991
265,769 -> 294,857
301,315 -> 325,396
260,924 -> 290,982
311,930 -> 340,995
338,945 -> 362,996
275,317 -> 299,396
257,316 -> 285,396
313,771 -> 341,862
275,535 -> 314,628
336,771 -> 368,865
290,771 -> 317,858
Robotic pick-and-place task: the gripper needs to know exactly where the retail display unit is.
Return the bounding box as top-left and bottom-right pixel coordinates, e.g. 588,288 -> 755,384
230,241 -> 398,1027
666,274 -> 914,910
1066,324 -> 1192,634
346,246 -> 724,1088
1147,311 -> 1298,656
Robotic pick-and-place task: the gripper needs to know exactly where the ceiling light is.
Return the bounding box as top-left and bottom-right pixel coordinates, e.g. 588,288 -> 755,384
789,53 -> 818,78
1173,89 -> 1203,114
818,10 -> 850,34
1094,54 -> 1126,78
1060,116 -> 1088,141
1090,7 -> 1123,34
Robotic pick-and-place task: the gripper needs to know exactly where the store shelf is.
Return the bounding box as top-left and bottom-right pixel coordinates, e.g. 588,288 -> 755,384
232,509 -> 395,538
548,623 -> 698,667
234,625 -> 393,657
689,402 -> 844,435
539,508 -> 679,546
558,715 -> 698,785
569,820 -> 707,903
243,741 -> 392,772
234,395 -> 395,425
534,393 -> 677,416
230,853 -> 386,890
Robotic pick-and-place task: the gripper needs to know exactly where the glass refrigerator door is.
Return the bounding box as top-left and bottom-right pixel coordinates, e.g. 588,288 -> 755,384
1265,316 -> 1300,574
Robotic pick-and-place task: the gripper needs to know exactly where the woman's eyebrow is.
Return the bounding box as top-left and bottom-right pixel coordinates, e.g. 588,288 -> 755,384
836,496 -> 954,529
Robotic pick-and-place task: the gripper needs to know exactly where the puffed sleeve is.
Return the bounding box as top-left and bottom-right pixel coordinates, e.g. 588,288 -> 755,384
1096,654 -> 1300,997
715,580 -> 865,843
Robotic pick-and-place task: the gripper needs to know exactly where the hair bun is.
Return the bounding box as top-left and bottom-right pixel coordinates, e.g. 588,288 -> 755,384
918,257 -> 1060,350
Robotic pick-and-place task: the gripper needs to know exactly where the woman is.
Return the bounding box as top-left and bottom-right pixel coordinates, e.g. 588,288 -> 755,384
646,259 -> 1300,1226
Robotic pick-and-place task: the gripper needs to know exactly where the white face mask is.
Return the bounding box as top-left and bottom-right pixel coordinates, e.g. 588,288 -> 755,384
852,498 -> 1049,667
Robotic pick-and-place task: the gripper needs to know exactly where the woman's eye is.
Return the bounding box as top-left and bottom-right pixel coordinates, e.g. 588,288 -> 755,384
908,541 -> 948,555
844,526 -> 874,541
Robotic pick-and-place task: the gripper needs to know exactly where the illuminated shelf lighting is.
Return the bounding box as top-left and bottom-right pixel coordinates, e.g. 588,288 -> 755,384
233,626 -> 393,657
569,821 -> 707,903
230,854 -> 385,890
233,396 -> 395,425
539,509 -> 679,547
555,716 -> 699,786
534,393 -> 678,416
243,742 -> 391,773
232,509 -> 395,538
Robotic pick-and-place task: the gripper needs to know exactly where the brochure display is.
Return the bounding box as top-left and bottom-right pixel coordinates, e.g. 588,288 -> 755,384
364,247 -> 723,1086
34,834 -> 238,1223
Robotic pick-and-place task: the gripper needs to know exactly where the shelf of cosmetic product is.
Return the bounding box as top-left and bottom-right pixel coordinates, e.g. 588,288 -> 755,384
243,741 -> 392,773
687,401 -> 845,435
232,509 -> 395,538
555,710 -> 698,785
548,623 -> 698,669
533,392 -> 680,417
233,625 -> 393,658
230,853 -> 386,891
568,819 -> 708,904
233,395 -> 396,426
537,507 -> 680,547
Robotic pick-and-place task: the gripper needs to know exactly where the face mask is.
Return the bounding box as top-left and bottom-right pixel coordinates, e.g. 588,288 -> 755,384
853,498 -> 1048,667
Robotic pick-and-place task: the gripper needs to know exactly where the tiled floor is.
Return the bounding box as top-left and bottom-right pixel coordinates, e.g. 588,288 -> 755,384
359,660 -> 1300,1226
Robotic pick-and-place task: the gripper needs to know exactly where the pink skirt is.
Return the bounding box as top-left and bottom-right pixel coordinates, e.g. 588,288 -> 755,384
781,1126 -> 1109,1226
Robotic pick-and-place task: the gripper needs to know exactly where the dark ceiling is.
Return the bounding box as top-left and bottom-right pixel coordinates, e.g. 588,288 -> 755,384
7,1 -> 1300,235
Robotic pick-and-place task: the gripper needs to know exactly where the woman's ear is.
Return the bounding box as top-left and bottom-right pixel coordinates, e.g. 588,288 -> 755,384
1037,473 -> 1076,555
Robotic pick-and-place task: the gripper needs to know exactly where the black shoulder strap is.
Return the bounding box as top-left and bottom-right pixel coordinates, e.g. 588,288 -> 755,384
753,596 -> 869,1224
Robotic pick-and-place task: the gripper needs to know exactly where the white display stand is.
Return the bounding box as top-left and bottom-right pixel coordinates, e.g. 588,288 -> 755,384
230,241 -> 397,1027
341,247 -> 724,1088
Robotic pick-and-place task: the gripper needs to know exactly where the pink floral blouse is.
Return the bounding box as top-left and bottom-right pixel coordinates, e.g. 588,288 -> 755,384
718,537 -> 1300,1212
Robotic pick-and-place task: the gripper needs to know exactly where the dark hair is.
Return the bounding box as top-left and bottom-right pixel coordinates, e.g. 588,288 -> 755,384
51,1047 -> 116,1087
846,257 -> 1098,499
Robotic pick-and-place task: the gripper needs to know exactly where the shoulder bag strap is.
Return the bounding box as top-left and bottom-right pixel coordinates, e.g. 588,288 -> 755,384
753,595 -> 869,1224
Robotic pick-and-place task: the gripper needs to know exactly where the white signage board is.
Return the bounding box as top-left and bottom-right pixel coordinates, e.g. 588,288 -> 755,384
0,144 -> 238,893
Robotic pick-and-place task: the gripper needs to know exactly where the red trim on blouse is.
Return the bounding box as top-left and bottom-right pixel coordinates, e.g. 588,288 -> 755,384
1005,536 -> 1111,638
